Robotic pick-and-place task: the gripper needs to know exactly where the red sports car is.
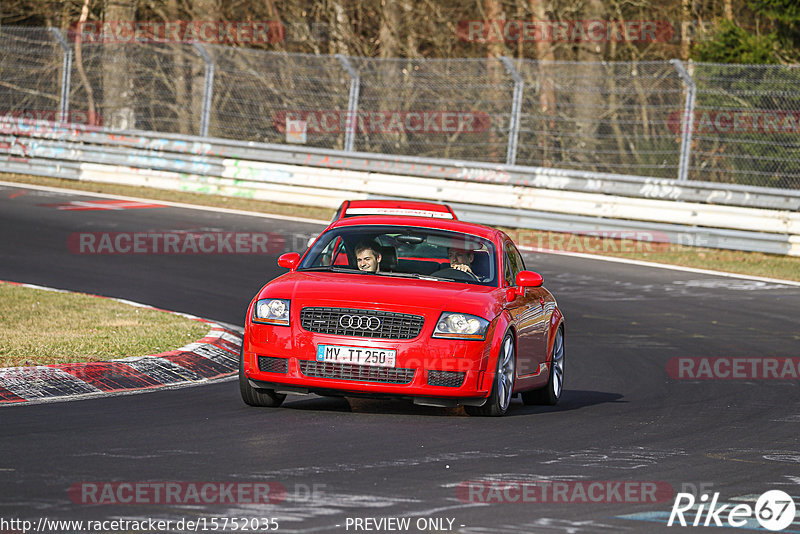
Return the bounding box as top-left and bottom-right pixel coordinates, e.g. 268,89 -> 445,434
240,216 -> 564,416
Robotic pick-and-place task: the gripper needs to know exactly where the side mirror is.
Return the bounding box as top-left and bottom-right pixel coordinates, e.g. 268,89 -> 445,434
515,270 -> 543,294
278,252 -> 301,271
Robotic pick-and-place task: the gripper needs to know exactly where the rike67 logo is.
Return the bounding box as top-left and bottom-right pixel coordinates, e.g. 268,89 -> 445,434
668,490 -> 796,531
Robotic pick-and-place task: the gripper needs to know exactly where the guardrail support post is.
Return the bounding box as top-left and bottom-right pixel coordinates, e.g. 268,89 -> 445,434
670,59 -> 696,182
336,54 -> 360,152
500,56 -> 524,167
193,43 -> 215,137
48,27 -> 73,124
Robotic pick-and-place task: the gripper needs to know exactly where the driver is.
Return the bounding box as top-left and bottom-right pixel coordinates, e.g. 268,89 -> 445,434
354,240 -> 382,273
431,246 -> 482,281
447,247 -> 477,277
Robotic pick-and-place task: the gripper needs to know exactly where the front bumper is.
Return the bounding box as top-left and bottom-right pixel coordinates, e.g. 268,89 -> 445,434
244,324 -> 495,407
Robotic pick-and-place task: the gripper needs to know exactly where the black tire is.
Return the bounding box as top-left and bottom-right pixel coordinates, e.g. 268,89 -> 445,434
466,332 -> 515,417
521,326 -> 564,406
239,347 -> 286,407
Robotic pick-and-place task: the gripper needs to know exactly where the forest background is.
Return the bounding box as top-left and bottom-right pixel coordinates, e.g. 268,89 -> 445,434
1,0 -> 798,63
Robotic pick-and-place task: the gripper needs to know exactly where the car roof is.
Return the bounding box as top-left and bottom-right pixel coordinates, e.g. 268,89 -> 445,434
326,215 -> 502,241
340,200 -> 457,219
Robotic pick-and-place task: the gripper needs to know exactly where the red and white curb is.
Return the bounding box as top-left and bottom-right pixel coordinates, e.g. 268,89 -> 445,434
0,281 -> 242,405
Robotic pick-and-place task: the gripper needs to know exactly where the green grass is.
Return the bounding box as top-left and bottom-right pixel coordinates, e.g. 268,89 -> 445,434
0,283 -> 210,367
3,172 -> 799,282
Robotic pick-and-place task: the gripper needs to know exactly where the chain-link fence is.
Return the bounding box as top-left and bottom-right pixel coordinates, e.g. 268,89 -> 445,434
2,26 -> 799,190
71,41 -> 208,134
515,60 -> 685,179
0,27 -> 65,118
691,63 -> 800,189
207,48 -> 351,148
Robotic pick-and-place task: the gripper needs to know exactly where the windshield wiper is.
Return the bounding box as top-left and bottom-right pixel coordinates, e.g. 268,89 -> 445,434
375,272 -> 446,281
299,267 -> 476,283
298,266 -> 364,273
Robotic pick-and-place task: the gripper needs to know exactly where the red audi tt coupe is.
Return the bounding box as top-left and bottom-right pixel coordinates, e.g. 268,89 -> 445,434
240,215 -> 564,416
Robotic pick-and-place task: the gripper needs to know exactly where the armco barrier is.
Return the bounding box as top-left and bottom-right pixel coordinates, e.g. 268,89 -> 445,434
1,118 -> 799,256
4,118 -> 800,210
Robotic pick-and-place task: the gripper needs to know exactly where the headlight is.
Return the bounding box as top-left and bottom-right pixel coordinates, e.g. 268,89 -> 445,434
433,312 -> 489,340
253,298 -> 290,326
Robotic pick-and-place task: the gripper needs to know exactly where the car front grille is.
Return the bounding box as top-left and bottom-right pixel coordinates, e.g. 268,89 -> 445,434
299,360 -> 415,384
427,370 -> 466,387
258,356 -> 288,374
300,307 -> 424,340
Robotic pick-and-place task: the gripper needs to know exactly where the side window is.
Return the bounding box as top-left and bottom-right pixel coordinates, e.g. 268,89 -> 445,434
504,242 -> 524,286
318,236 -> 347,266
503,251 -> 513,287
513,243 -> 525,271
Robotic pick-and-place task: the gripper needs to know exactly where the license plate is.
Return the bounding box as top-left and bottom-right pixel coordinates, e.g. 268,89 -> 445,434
316,344 -> 396,368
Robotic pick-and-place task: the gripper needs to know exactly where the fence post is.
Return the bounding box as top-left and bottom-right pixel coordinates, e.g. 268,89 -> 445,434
670,59 -> 696,182
192,43 -> 215,137
336,54 -> 360,152
500,56 -> 524,166
48,27 -> 73,124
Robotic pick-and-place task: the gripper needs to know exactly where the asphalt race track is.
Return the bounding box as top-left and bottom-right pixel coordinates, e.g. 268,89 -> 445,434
1,182 -> 799,534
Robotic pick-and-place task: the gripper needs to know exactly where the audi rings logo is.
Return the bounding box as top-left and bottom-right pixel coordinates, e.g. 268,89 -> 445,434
339,315 -> 382,331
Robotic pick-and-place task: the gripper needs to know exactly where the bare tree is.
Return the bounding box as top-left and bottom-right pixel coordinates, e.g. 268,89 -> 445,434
102,0 -> 136,129
378,0 -> 400,58
529,0 -> 557,165
482,0 -> 508,163
681,0 -> 692,60
573,0 -> 605,167
73,0 -> 98,125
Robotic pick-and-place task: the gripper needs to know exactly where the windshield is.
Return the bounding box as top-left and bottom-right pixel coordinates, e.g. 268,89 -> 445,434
299,225 -> 498,286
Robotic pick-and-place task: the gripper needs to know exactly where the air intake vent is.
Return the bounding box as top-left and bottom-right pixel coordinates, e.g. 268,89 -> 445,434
299,360 -> 415,384
427,370 -> 466,387
258,356 -> 288,374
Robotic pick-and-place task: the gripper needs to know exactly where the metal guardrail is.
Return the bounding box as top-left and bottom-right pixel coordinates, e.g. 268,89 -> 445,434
1,118 -> 798,256
3,119 -> 800,211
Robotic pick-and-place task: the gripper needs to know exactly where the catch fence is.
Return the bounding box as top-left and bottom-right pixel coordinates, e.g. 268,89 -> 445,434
1,26 -> 799,189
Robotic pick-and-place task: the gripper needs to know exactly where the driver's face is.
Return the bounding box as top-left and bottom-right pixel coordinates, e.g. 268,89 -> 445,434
448,249 -> 473,267
357,249 -> 381,272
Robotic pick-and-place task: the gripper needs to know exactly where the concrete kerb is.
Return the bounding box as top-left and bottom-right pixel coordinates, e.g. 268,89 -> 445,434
0,281 -> 243,406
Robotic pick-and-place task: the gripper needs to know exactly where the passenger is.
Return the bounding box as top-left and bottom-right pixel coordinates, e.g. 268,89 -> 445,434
354,241 -> 382,273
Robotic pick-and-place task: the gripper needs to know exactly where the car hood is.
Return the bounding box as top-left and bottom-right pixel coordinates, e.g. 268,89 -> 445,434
258,271 -> 502,318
